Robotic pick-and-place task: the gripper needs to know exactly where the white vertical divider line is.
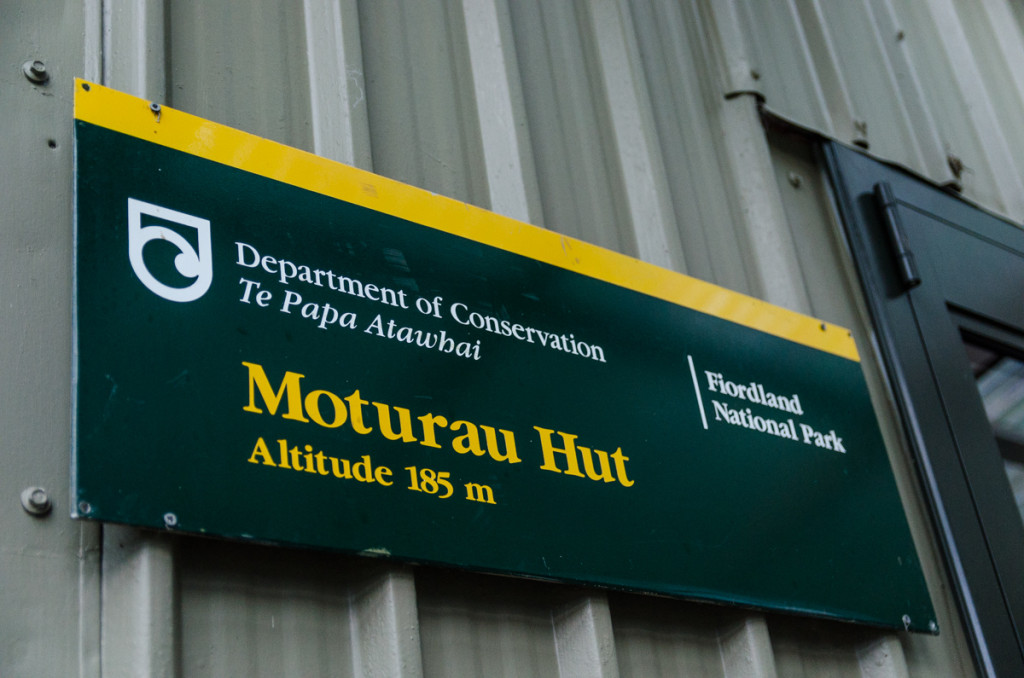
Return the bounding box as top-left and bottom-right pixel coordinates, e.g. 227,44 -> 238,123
98,6 -> 177,678
695,0 -> 812,314
719,615 -> 779,678
926,0 -> 1024,215
302,4 -> 422,677
553,595 -> 621,678
582,0 -> 684,273
688,355 -> 709,430
302,0 -> 372,168
857,634 -> 911,678
460,0 -> 533,223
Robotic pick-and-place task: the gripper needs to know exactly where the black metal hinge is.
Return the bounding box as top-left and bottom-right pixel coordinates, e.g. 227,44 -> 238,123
874,181 -> 922,289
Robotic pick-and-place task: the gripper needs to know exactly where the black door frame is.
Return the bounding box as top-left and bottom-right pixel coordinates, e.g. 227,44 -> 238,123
824,142 -> 1024,677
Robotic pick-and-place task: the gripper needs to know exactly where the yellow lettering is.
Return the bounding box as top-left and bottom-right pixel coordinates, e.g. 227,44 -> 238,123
289,444 -> 304,471
344,390 -> 374,434
304,389 -> 347,428
481,426 -> 521,464
277,438 -> 291,469
242,361 -> 309,422
247,437 -> 276,466
610,448 -> 634,487
353,455 -> 374,482
451,420 -> 485,456
329,456 -> 352,478
465,482 -> 496,504
534,427 -> 584,477
375,466 -> 393,486
579,446 -> 615,483
418,412 -> 448,448
373,402 -> 417,442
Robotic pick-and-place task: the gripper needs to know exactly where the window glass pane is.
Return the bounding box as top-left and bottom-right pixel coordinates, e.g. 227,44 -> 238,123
967,342 -> 1024,524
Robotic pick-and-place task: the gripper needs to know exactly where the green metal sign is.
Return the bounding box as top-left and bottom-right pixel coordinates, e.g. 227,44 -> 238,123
73,81 -> 935,632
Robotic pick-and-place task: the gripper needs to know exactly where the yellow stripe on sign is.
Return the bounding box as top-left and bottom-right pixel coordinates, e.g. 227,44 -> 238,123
74,79 -> 859,362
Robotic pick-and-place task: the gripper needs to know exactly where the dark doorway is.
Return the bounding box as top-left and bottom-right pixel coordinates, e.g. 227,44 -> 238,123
826,142 -> 1024,677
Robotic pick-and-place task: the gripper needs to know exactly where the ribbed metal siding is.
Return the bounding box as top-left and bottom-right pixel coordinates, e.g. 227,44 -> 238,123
8,0 -> 1024,675
167,2 -> 315,153
736,0 -> 1024,221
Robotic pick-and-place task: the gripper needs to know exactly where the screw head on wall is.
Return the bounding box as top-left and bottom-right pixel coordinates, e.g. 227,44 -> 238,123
22,60 -> 50,84
21,487 -> 52,516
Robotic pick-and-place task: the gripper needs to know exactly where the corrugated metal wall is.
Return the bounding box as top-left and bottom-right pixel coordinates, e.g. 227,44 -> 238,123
6,0 -> 1024,675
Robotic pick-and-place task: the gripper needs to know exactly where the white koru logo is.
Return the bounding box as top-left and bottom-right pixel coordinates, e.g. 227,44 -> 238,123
127,198 -> 213,302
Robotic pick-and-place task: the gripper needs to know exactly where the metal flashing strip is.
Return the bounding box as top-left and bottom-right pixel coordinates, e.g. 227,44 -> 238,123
75,79 -> 858,361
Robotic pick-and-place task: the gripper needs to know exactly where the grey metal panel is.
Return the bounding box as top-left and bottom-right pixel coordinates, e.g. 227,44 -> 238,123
460,0 -> 542,224
796,0 -> 926,170
863,0 -> 951,184
736,0 -> 927,175
179,540 -> 424,677
888,0 -> 1024,218
1010,0 -> 1024,37
356,0 -> 489,207
416,570 -> 563,677
969,1 -> 1024,160
694,1 -> 812,313
627,0 -> 754,290
735,0 -> 834,133
103,1 -> 166,102
418,572 -> 625,678
947,0 -> 1024,215
733,0 -> 1024,223
350,565 -> 423,678
505,0 -> 635,252
553,595 -> 620,678
179,541 -> 358,677
0,1 -> 101,677
303,0 -> 372,168
580,0 -> 683,272
610,595 -> 767,678
100,528 -> 176,678
720,616 -> 779,678
769,618 -> 871,678
166,0 -> 314,151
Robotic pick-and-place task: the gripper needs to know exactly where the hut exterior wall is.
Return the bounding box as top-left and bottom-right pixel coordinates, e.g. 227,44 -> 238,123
7,1 -> 1023,675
